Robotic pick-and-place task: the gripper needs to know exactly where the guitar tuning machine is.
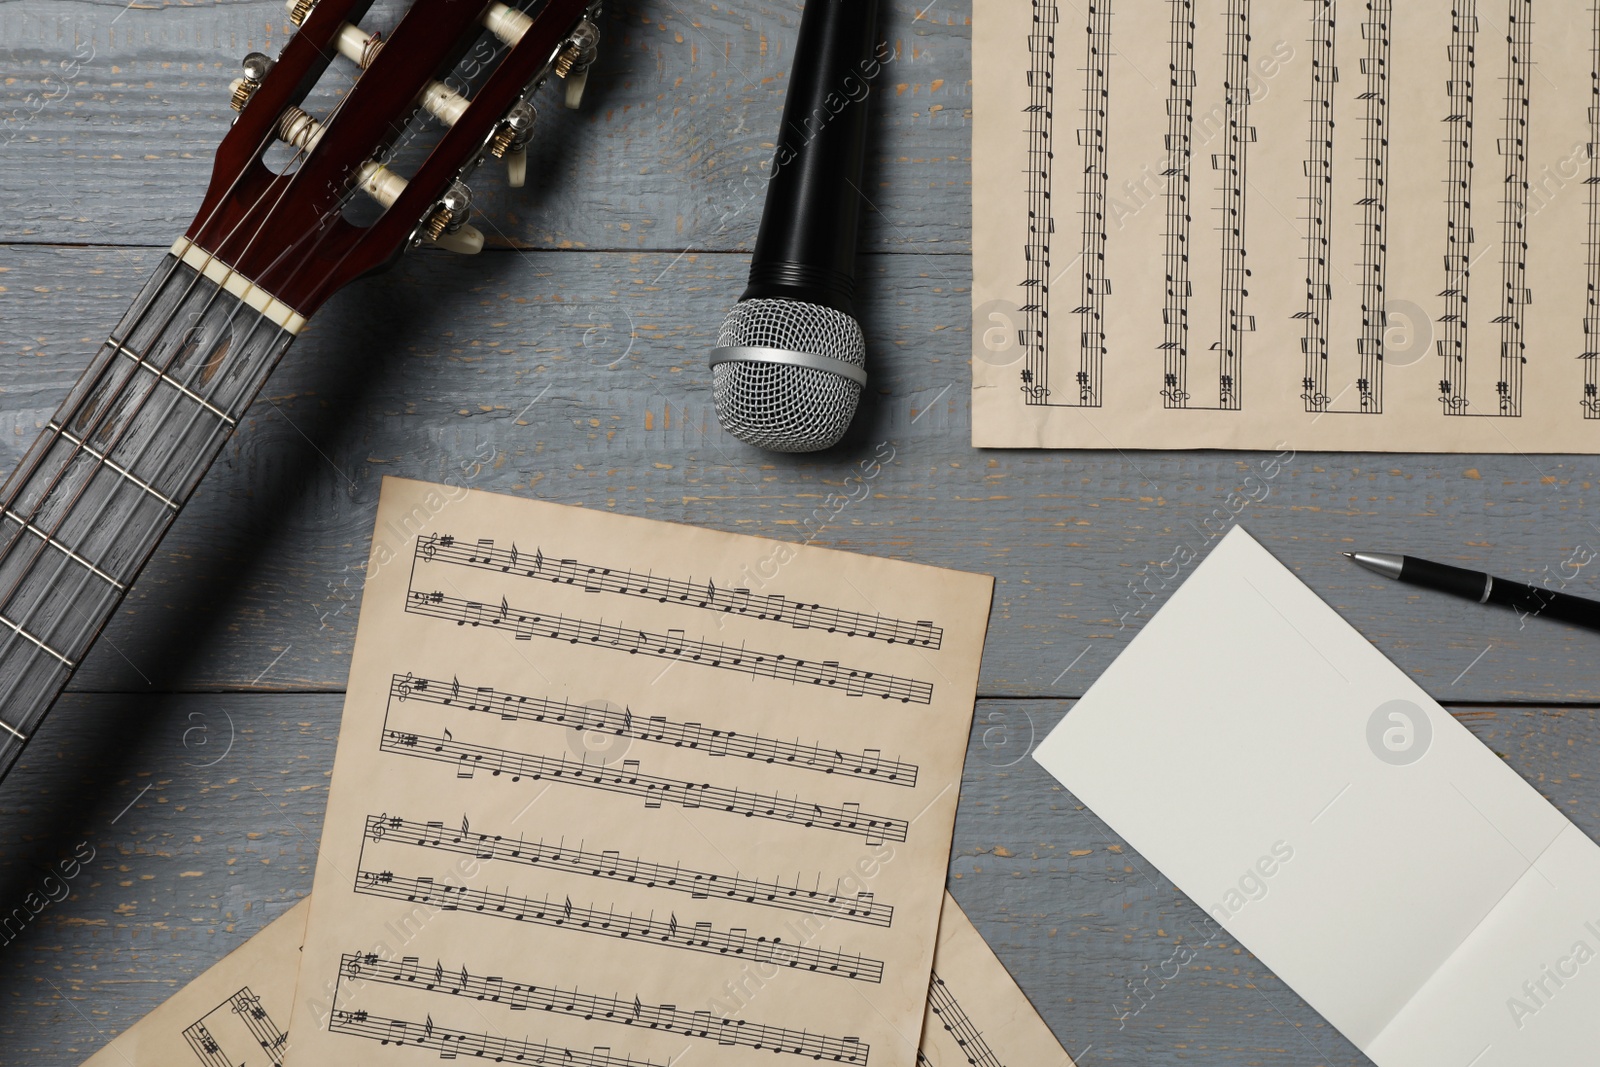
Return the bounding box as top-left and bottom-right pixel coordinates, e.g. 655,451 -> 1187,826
489,102 -> 538,188
228,52 -> 274,112
419,181 -> 484,255
555,18 -> 601,110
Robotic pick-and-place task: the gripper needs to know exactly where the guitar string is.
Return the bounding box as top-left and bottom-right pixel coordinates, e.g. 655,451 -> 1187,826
0,18 -> 366,554
0,5 -> 588,680
0,44 -> 367,657
18,1 -> 584,610
0,0 -> 588,718
0,12 -> 551,744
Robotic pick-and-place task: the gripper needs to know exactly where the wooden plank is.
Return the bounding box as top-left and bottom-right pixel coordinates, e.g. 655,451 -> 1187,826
0,0 -> 973,252
1,245 -> 1597,702
0,692 -> 329,1064
3,694 -> 1595,1064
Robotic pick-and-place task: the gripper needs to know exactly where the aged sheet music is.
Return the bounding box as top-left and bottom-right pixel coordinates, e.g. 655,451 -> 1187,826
80,901 -> 306,1067
973,1 -> 1600,452
79,896 -> 1072,1067
921,892 -> 1076,1067
283,478 -> 993,1067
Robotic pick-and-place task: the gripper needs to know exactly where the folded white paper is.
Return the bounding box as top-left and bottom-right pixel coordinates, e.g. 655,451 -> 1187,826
1034,528 -> 1600,1066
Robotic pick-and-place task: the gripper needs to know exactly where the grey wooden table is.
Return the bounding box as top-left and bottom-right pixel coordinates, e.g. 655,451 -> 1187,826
2,2 -> 1597,1064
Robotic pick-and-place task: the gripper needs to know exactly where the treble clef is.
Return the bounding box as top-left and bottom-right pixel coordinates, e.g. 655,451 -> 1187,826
396,672 -> 416,701
343,955 -> 363,979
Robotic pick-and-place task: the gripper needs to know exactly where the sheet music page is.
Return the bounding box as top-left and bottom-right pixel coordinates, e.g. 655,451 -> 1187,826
283,478 -> 993,1067
80,901 -> 306,1067
973,0 -> 1600,452
920,892 -> 1076,1067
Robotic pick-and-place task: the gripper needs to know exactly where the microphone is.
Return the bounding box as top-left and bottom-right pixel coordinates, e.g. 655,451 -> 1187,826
711,0 -> 882,452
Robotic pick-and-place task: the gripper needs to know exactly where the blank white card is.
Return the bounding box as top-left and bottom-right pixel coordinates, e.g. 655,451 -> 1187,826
1034,528 -> 1600,1066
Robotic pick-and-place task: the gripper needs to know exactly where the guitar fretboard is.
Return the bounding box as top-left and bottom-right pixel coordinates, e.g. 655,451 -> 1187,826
0,251 -> 295,776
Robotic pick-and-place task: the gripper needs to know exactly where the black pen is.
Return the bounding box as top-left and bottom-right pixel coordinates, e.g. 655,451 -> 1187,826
1345,551 -> 1600,634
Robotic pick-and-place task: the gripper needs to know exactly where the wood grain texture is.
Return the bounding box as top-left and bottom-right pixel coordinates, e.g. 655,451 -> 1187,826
1,0 -> 1598,1064
0,0 -> 971,253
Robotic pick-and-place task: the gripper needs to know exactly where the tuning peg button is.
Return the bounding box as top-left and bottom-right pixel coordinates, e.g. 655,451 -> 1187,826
555,20 -> 601,110
432,225 -> 485,255
506,147 -> 528,189
489,102 -> 537,187
229,52 -> 274,111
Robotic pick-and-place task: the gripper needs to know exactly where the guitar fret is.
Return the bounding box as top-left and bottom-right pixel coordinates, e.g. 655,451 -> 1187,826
110,341 -> 238,427
0,507 -> 126,591
0,719 -> 25,743
49,424 -> 183,511
0,611 -> 74,667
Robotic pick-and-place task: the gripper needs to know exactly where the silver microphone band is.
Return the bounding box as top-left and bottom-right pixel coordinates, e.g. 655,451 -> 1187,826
709,345 -> 868,387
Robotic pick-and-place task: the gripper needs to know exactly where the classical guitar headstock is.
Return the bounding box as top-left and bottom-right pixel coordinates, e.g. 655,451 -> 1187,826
182,0 -> 602,325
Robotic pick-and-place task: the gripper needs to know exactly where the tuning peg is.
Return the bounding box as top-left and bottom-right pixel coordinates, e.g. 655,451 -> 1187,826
270,106 -> 480,255
355,160 -> 480,253
554,20 -> 602,110
421,182 -> 482,255
483,3 -> 534,46
489,102 -> 537,188
228,52 -> 274,112
432,226 -> 486,255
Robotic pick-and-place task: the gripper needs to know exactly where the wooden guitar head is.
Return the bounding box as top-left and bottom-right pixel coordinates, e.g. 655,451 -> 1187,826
185,0 -> 600,318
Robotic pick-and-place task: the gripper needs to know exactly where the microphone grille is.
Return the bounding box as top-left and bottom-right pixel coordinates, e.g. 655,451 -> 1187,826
713,298 -> 866,453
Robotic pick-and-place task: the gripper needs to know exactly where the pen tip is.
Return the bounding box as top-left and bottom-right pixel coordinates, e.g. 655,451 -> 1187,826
1341,552 -> 1355,559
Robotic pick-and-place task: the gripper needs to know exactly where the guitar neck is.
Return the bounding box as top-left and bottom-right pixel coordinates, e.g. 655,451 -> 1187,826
0,245 -> 300,779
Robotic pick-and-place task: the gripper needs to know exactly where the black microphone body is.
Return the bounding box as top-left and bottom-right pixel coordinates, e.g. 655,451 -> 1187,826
711,0 -> 884,453
742,0 -> 884,315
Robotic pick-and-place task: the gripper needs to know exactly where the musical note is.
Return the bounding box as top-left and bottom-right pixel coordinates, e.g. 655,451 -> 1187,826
1355,0 -> 1394,415
413,535 -> 944,649
1159,0 -> 1197,409
1020,0 -> 1059,404
1586,4 -> 1600,418
334,951 -> 870,1062
360,812 -> 896,926
180,985 -> 289,1067
1214,0 -> 1253,412
351,870 -> 886,982
1494,0 -> 1534,417
926,971 -> 1005,1067
1438,3 -> 1478,413
1300,0 -> 1337,414
375,728 -> 909,842
1070,0 -> 1114,408
403,586 -> 934,704
385,673 -> 919,786
292,480 -> 994,1067
329,1008 -> 677,1067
